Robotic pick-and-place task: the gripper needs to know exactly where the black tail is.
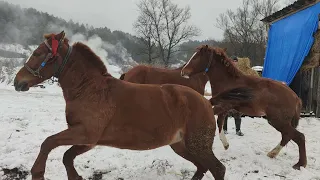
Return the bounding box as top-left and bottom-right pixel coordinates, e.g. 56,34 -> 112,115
119,73 -> 125,80
210,87 -> 254,106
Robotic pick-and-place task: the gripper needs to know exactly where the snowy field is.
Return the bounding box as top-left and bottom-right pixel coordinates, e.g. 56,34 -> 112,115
0,85 -> 319,180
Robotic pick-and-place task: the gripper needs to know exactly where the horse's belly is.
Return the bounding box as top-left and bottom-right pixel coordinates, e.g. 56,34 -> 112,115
238,106 -> 266,117
97,127 -> 184,150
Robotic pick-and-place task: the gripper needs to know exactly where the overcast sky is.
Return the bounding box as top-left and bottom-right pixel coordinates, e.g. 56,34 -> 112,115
4,0 -> 287,41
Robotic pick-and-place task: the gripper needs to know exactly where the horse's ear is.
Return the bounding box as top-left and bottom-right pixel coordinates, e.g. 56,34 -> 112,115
223,47 -> 227,52
55,30 -> 65,40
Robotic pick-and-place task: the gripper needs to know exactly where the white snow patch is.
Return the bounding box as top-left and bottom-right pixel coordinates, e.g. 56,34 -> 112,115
0,87 -> 319,179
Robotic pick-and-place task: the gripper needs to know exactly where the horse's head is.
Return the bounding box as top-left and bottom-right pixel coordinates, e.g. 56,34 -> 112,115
14,31 -> 71,91
181,45 -> 227,78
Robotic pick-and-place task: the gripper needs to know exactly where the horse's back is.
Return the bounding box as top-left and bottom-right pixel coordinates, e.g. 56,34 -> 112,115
246,76 -> 301,115
161,83 -> 215,124
123,65 -> 149,83
123,65 -> 206,95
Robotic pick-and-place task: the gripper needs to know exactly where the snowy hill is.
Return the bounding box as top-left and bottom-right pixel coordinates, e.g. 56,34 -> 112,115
0,34 -> 139,87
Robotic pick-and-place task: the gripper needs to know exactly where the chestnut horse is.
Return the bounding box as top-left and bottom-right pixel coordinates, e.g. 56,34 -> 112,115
119,64 -> 208,95
13,31 -> 252,180
180,45 -> 306,170
119,59 -> 231,150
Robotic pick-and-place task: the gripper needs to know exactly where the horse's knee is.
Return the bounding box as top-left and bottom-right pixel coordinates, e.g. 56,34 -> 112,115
62,149 -> 74,165
40,136 -> 57,152
293,131 -> 305,144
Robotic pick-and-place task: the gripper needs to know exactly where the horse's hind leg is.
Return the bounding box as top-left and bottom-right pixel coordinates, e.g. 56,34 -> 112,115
291,129 -> 307,169
170,142 -> 207,180
267,121 -> 306,169
267,120 -> 295,158
217,112 -> 229,150
185,126 -> 226,180
63,145 -> 94,180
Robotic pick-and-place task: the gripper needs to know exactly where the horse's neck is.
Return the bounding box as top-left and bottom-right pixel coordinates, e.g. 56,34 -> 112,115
192,73 -> 208,89
208,62 -> 243,96
58,52 -> 107,100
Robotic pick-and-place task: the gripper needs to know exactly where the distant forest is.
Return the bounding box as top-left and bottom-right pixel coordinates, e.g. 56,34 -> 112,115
0,0 -> 282,66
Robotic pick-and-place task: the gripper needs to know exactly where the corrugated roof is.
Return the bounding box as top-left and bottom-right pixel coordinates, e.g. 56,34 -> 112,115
261,0 -> 317,23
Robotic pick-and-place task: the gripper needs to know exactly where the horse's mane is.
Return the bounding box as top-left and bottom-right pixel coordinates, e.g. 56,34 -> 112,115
72,42 -> 108,75
44,33 -> 108,75
197,45 -> 241,77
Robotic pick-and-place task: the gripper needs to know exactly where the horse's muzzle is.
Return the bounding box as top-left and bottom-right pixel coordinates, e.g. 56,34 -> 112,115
14,78 -> 29,92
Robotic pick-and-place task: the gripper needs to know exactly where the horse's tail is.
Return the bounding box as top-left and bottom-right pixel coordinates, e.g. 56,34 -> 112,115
119,73 -> 125,80
210,87 -> 254,106
292,97 -> 302,129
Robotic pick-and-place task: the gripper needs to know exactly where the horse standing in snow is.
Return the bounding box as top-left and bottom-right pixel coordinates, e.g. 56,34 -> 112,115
120,59 -> 231,150
180,45 -> 306,170
13,31 -> 252,180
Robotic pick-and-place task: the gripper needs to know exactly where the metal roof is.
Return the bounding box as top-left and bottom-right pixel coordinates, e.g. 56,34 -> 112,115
261,0 -> 318,23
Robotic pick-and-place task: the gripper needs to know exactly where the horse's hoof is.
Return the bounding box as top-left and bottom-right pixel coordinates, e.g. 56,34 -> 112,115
76,176 -> 84,180
292,162 -> 306,170
292,164 -> 301,170
32,173 -> 45,180
32,177 -> 45,180
267,151 -> 277,158
224,144 -> 229,150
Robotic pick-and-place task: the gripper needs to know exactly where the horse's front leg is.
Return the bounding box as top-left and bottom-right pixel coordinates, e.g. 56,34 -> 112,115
63,145 -> 95,180
216,112 -> 229,150
31,125 -> 96,180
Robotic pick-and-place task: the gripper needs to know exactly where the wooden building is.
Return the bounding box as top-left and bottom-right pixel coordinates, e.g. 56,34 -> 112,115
261,0 -> 320,118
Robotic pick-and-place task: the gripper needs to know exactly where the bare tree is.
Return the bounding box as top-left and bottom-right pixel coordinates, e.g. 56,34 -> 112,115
284,0 -> 296,6
134,0 -> 200,67
216,0 -> 281,65
133,14 -> 157,64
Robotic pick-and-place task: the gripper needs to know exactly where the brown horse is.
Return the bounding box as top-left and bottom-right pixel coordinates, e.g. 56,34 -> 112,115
119,64 -> 208,95
13,31 -> 252,180
119,58 -> 231,150
180,45 -> 306,170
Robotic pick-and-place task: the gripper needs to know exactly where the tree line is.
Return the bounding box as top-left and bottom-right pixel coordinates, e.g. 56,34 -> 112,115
0,0 -> 290,67
134,0 -> 289,66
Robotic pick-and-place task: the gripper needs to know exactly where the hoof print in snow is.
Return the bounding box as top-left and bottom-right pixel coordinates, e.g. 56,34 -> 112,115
88,170 -> 111,180
1,167 -> 29,180
244,170 -> 259,176
180,169 -> 193,179
230,156 -> 237,160
150,159 -> 173,175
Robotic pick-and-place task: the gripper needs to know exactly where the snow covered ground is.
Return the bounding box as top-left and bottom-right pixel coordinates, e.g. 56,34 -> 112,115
0,85 -> 319,180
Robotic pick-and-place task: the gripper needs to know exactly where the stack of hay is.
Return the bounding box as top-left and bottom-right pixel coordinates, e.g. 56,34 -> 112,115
226,57 -> 260,119
235,57 -> 260,77
302,30 -> 320,71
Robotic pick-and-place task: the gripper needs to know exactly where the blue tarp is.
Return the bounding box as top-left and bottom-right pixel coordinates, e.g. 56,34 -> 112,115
262,2 -> 320,85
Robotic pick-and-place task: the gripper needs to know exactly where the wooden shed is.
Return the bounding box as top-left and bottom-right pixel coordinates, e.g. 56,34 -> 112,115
261,0 -> 320,118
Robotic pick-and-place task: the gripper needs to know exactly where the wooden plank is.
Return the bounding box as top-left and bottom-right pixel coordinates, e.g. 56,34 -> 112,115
315,67 -> 320,118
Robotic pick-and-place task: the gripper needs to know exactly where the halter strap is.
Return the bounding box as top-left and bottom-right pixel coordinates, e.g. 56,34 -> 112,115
204,52 -> 214,73
54,45 -> 72,78
24,36 -> 72,79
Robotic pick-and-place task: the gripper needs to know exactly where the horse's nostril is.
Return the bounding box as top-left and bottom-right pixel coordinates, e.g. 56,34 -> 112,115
14,81 -> 29,91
